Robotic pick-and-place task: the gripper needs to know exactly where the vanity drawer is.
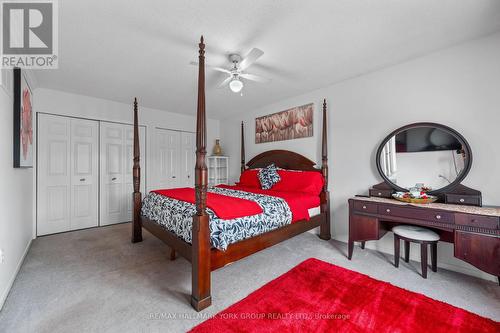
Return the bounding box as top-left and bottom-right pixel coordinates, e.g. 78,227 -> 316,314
455,214 -> 499,230
353,201 -> 378,214
379,205 -> 454,224
445,194 -> 481,207
369,188 -> 393,198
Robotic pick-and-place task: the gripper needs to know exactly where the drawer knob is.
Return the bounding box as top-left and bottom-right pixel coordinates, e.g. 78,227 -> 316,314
362,205 -> 367,210
459,198 -> 465,203
436,215 -> 441,220
386,209 -> 391,213
378,192 -> 382,196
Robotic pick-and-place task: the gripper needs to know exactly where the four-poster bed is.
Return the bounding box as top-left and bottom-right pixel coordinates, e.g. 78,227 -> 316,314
131,36 -> 331,311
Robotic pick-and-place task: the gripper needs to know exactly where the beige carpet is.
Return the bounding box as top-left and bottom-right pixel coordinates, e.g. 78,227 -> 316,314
0,223 -> 499,332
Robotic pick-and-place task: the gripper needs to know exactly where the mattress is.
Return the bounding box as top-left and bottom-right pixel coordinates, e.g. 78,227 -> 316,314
141,186 -> 321,251
308,206 -> 321,217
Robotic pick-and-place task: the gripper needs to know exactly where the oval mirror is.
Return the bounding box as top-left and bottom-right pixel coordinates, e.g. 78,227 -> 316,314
376,123 -> 472,194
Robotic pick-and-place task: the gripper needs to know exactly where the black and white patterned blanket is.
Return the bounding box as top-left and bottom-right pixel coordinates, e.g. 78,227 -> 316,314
141,187 -> 292,251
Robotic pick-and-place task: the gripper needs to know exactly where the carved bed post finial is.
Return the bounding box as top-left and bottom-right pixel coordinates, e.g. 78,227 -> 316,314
133,97 -> 140,192
241,121 -> 245,173
321,98 -> 328,191
131,97 -> 142,243
319,98 -> 331,240
192,35 -> 212,311
195,35 -> 207,214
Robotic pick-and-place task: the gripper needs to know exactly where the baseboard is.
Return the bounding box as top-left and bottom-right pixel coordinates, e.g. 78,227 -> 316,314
0,239 -> 32,311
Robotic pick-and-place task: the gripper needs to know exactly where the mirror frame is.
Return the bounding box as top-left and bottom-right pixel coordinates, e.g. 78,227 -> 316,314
375,122 -> 473,195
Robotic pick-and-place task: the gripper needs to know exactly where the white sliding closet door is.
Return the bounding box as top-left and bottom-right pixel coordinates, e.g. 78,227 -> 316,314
37,115 -> 99,236
180,132 -> 195,187
100,122 -> 145,226
156,128 -> 181,189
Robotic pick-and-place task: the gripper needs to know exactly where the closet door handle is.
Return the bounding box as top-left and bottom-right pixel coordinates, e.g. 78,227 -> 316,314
172,176 -> 176,179
80,178 -> 85,182
111,177 -> 117,181
187,175 -> 190,178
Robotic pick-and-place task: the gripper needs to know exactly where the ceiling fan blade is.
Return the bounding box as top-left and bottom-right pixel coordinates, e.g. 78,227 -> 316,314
240,73 -> 271,83
190,61 -> 230,74
217,76 -> 232,88
239,48 -> 264,71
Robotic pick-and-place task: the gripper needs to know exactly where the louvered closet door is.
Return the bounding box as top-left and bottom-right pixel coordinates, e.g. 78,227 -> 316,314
156,128 -> 181,189
38,114 -> 71,235
100,122 -> 145,226
70,119 -> 99,230
180,132 -> 195,187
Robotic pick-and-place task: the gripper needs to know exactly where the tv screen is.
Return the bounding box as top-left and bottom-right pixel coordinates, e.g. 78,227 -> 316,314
395,127 -> 462,153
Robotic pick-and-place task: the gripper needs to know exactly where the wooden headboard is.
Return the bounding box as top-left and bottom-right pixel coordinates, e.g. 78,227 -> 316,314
246,150 -> 318,171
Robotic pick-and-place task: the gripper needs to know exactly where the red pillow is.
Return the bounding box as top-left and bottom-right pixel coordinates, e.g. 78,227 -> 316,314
272,170 -> 324,196
236,169 -> 261,188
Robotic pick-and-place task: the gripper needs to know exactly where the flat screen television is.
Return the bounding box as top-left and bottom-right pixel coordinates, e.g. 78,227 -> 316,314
395,127 -> 462,153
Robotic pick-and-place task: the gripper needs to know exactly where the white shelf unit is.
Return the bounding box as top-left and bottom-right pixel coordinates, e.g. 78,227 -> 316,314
207,156 -> 229,186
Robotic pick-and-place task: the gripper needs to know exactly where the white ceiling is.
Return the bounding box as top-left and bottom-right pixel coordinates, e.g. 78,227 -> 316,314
35,0 -> 500,119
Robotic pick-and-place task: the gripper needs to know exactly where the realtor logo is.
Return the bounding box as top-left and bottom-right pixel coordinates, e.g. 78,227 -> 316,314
1,0 -> 58,69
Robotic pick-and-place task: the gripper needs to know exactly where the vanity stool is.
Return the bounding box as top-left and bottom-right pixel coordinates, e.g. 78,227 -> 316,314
393,225 -> 439,279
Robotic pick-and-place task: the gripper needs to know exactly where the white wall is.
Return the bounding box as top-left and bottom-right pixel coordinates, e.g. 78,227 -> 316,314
395,150 -> 464,189
0,87 -> 34,310
34,89 -> 221,193
220,32 -> 500,281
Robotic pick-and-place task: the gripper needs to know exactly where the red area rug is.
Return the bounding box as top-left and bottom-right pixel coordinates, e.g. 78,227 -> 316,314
190,258 -> 499,333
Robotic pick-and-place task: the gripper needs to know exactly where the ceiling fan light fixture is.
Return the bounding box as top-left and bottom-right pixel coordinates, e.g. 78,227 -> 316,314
229,78 -> 244,93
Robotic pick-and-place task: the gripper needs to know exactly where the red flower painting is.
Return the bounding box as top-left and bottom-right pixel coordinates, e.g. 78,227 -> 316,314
21,87 -> 33,161
255,103 -> 313,144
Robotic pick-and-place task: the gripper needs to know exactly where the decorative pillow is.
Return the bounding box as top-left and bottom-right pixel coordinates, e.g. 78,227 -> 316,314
258,164 -> 281,190
272,169 -> 324,196
236,169 -> 261,188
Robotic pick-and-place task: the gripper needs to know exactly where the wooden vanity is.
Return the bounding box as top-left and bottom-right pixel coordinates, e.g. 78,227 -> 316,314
348,197 -> 500,283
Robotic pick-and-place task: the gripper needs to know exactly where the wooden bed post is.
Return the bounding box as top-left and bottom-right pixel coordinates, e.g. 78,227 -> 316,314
241,121 -> 245,173
132,97 -> 143,243
191,36 -> 212,311
319,98 -> 331,240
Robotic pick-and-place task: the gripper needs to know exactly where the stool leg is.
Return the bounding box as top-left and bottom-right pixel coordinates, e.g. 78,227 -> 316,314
394,235 -> 400,268
431,242 -> 437,272
420,243 -> 428,279
360,241 -> 365,249
404,241 -> 410,263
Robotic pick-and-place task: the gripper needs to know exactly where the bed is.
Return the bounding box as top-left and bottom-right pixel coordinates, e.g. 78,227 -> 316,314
131,36 -> 331,311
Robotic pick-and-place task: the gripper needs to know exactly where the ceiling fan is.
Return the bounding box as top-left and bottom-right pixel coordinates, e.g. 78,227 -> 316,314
190,48 -> 270,94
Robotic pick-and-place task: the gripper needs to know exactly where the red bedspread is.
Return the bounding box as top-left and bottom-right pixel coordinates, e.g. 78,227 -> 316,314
217,185 -> 320,222
152,188 -> 263,220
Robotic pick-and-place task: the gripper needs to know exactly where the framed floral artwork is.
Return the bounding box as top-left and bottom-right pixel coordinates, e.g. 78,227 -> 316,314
13,68 -> 33,168
255,103 -> 313,144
